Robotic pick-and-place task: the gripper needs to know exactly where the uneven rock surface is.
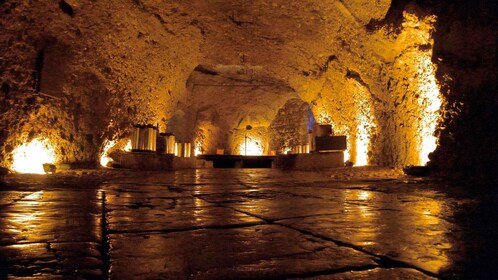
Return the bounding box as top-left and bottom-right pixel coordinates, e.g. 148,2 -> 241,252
429,0 -> 497,180
1,168 -> 497,278
1,0 -> 496,180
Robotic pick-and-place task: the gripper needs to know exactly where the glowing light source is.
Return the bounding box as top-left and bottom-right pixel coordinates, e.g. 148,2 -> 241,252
354,109 -> 373,166
124,140 -> 132,152
317,111 -> 332,123
194,141 -> 203,156
343,147 -> 351,163
352,84 -> 376,166
239,138 -> 263,156
357,191 -> 371,201
11,138 -> 56,174
416,54 -> 441,165
396,11 -> 442,166
100,139 -> 117,167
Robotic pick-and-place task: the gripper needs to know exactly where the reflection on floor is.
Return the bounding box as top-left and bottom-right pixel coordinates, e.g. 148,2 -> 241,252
0,168 -> 496,279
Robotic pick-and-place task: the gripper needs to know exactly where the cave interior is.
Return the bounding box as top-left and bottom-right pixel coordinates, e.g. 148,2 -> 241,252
0,0 -> 496,180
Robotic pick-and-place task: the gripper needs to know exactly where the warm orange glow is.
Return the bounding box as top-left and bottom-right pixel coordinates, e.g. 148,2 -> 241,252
317,111 -> 332,124
343,146 -> 351,163
100,139 -> 118,167
416,54 -> 441,165
239,138 -> 264,156
13,192 -> 44,223
399,12 -> 442,166
124,140 -> 132,152
410,199 -> 450,272
353,84 -> 376,166
343,190 -> 379,244
332,83 -> 375,166
194,141 -> 203,156
355,110 -> 371,165
356,190 -> 371,201
11,138 -> 56,174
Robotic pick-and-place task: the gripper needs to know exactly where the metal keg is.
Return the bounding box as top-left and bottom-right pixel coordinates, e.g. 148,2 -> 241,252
183,143 -> 191,158
132,124 -> 157,152
296,145 -> 303,154
166,134 -> 175,154
147,126 -> 157,151
175,142 -> 181,157
132,125 -> 141,150
303,144 -> 310,154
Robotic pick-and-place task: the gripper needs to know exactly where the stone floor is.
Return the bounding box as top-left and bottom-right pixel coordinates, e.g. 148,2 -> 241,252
0,168 -> 497,279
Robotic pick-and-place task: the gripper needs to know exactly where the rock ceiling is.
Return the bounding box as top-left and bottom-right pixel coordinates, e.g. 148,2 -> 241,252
1,0 -> 496,177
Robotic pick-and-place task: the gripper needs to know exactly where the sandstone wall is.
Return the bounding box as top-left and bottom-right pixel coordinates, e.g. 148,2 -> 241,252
269,98 -> 312,153
1,0 -> 202,166
1,0 -> 495,180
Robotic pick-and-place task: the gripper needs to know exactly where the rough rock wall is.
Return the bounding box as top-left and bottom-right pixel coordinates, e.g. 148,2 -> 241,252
0,0 -> 441,168
286,1 -> 442,167
1,0 -> 495,179
430,0 -> 497,180
0,0 -> 202,167
269,98 -> 312,153
379,5 -> 442,167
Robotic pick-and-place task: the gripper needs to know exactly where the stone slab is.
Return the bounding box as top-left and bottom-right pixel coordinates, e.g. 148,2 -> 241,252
297,267 -> 436,279
106,194 -> 264,232
277,209 -> 456,274
0,242 -> 104,279
0,190 -> 101,246
109,225 -> 377,279
201,191 -> 344,221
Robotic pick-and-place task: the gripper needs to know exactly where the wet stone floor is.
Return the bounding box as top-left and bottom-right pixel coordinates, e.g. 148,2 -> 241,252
0,168 -> 497,279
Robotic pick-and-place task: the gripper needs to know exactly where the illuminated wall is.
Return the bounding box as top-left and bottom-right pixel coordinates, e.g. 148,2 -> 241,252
1,0 -> 493,177
235,129 -> 267,156
0,1 -> 202,169
11,138 -> 57,174
310,70 -> 377,166
385,11 -> 443,166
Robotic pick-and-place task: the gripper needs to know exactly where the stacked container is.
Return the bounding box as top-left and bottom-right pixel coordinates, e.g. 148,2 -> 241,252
131,125 -> 157,152
129,127 -> 191,157
131,126 -> 141,150
292,144 -> 310,154
183,143 -> 191,158
165,134 -> 176,154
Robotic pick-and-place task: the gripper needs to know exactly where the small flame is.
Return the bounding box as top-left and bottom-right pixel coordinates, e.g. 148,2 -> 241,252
100,139 -> 117,167
11,138 -> 56,174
